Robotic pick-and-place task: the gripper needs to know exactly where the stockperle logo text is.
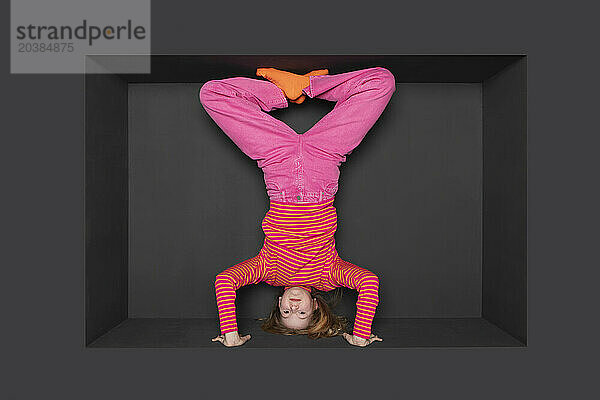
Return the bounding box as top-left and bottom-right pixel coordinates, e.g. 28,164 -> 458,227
15,19 -> 146,46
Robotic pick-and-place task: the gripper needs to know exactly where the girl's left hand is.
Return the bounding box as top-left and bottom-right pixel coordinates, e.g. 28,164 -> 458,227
342,333 -> 383,347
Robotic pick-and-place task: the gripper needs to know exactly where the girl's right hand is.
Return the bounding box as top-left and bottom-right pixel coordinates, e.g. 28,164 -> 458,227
342,332 -> 383,347
211,331 -> 252,347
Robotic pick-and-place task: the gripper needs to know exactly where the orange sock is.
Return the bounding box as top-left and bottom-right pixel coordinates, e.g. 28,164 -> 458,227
256,68 -> 328,104
292,69 -> 328,104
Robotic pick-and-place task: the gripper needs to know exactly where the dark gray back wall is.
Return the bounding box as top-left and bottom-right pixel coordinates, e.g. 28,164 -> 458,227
128,81 -> 482,318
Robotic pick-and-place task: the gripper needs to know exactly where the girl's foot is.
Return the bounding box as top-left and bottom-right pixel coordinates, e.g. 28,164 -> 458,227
256,68 -> 328,104
292,69 -> 329,104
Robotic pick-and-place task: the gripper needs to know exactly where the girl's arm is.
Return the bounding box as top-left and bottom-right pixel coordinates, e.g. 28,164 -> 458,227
329,258 -> 380,340
214,254 -> 267,335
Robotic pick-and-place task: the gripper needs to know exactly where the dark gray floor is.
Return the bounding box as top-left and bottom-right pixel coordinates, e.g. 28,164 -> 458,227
87,318 -> 524,348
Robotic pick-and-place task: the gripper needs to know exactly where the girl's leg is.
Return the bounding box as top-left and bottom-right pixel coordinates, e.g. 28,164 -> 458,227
199,77 -> 296,163
302,67 -> 396,161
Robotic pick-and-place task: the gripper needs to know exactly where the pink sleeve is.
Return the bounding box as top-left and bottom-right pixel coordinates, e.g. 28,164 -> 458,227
328,258 -> 380,340
214,254 -> 266,334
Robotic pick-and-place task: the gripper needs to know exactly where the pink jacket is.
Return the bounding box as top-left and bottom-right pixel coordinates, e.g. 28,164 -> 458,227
199,67 -> 396,203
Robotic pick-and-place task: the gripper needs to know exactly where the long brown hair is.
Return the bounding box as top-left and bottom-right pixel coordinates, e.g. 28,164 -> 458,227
260,287 -> 348,339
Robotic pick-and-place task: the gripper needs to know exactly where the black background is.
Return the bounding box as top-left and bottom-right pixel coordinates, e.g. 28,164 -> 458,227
2,0 -> 597,398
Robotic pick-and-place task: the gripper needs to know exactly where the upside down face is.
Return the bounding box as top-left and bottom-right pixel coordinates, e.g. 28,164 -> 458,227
278,286 -> 318,330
